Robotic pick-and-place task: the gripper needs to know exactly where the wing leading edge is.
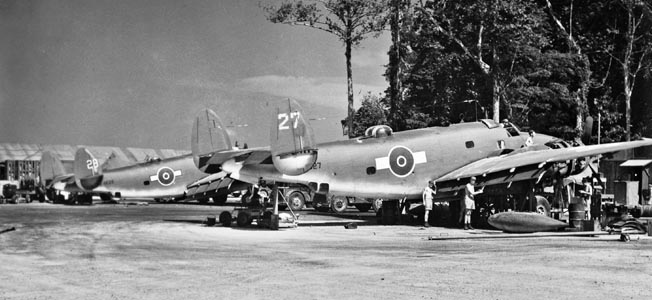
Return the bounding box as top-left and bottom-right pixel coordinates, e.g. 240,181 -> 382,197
434,138 -> 652,192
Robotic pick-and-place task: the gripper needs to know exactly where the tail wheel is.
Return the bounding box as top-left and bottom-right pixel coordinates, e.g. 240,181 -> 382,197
535,195 -> 551,217
331,196 -> 348,213
287,191 -> 306,211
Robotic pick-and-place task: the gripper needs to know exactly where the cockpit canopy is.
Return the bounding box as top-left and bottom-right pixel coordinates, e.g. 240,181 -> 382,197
364,125 -> 393,138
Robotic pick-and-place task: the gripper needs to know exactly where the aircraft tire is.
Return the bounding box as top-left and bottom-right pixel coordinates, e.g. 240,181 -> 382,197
219,211 -> 232,227
535,196 -> 551,217
236,212 -> 252,227
331,196 -> 348,213
213,194 -> 228,205
354,203 -> 372,213
287,191 -> 305,211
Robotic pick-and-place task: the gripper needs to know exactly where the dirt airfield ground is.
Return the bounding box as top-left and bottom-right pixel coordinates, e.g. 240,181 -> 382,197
1,202 -> 651,300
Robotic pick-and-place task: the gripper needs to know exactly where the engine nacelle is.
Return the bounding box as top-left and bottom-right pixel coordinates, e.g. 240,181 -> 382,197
272,150 -> 318,176
545,139 -> 589,176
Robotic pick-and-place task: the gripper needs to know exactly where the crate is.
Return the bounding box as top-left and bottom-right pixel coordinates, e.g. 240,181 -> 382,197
614,181 -> 639,206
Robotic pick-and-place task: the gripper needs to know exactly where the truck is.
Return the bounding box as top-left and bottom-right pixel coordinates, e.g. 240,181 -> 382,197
238,184 -> 376,213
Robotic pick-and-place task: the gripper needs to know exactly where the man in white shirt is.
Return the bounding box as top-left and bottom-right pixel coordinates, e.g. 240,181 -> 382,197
423,181 -> 435,227
464,177 -> 484,230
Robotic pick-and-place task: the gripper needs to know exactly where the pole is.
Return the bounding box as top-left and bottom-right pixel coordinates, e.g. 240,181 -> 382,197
271,185 -> 279,230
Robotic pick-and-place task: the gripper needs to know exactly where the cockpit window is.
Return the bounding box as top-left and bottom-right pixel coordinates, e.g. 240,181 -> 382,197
502,122 -> 520,137
480,119 -> 500,129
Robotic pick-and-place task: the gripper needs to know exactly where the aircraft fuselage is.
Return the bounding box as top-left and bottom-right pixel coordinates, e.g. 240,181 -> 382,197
230,122 -> 552,199
93,154 -> 205,199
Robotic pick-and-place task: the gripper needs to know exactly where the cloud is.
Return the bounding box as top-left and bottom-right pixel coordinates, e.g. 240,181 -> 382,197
237,75 -> 386,109
352,48 -> 388,69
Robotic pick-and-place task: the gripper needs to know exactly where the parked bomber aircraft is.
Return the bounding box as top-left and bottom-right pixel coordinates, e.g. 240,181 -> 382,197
41,148 -> 248,204
192,99 -> 652,225
40,120 -> 249,204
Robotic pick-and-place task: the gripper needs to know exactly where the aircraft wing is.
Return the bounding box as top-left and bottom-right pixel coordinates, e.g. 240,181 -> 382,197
196,147 -> 271,172
46,174 -> 76,189
186,172 -> 229,189
434,138 -> 652,192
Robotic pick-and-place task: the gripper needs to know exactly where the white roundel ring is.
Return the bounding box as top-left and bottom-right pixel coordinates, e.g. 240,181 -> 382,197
157,167 -> 176,186
374,146 -> 428,178
388,146 -> 416,177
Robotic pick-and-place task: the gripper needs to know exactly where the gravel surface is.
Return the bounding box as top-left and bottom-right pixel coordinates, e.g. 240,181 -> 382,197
1,203 -> 651,300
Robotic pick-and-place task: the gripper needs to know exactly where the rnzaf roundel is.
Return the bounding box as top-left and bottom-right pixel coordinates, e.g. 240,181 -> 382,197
149,167 -> 182,186
375,146 -> 427,178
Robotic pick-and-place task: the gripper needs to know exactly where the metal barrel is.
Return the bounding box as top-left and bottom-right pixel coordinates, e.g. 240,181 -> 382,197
568,203 -> 586,228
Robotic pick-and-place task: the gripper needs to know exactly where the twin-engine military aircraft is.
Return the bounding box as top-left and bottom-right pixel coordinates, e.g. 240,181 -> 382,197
192,99 -> 652,225
40,125 -> 247,205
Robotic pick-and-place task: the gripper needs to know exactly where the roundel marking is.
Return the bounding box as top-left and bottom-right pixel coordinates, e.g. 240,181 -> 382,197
157,167 -> 176,186
388,146 -> 416,177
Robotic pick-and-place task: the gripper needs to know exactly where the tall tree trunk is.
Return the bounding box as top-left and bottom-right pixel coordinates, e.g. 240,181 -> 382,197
388,0 -> 400,130
492,77 -> 500,123
624,74 -> 632,141
346,40 -> 354,139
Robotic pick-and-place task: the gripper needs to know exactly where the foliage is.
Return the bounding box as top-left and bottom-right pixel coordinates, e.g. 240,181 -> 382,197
383,0 -> 652,143
263,0 -> 389,138
349,92 -> 388,137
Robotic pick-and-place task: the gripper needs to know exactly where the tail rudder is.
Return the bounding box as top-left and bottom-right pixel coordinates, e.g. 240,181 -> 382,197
191,108 -> 232,170
74,147 -> 103,190
269,98 -> 318,176
40,151 -> 67,186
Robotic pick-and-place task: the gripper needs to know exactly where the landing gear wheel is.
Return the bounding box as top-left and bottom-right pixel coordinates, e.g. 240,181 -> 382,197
331,196 -> 348,213
219,211 -> 232,227
213,194 -> 228,205
535,196 -> 551,217
99,193 -> 112,202
354,203 -> 372,212
236,212 -> 252,227
287,191 -> 306,211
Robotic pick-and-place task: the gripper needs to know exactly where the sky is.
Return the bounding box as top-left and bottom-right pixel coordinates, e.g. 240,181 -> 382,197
0,0 -> 391,149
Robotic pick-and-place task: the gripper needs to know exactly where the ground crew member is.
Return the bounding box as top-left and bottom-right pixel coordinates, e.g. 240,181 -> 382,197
581,177 -> 593,219
423,181 -> 435,227
464,177 -> 484,230
525,130 -> 535,147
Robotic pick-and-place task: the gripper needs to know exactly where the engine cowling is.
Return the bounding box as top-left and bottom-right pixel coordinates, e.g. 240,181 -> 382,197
545,139 -> 589,176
